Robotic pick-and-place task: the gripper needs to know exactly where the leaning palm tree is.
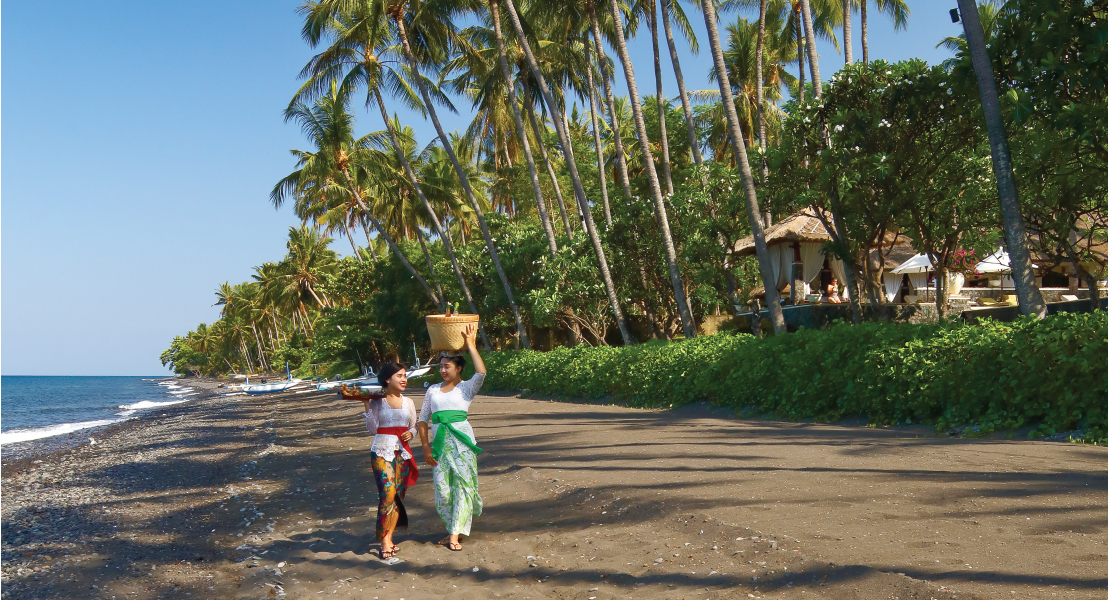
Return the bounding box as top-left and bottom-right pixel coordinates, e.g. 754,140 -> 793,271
501,0 -> 637,345
381,0 -> 532,349
699,0 -> 786,333
295,1 -> 493,348
954,0 -> 1045,317
661,0 -> 705,167
605,0 -> 697,339
273,83 -> 444,310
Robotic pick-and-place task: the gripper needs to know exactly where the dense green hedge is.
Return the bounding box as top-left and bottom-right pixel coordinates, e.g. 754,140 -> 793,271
480,312 -> 1107,442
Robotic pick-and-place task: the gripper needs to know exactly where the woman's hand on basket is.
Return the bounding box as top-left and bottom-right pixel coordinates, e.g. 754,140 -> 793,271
461,323 -> 477,349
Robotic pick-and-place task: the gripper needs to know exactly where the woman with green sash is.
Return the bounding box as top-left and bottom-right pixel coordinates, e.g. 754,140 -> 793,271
417,324 -> 485,551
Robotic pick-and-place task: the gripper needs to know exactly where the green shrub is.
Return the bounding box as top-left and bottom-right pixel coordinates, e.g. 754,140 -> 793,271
480,313 -> 1107,442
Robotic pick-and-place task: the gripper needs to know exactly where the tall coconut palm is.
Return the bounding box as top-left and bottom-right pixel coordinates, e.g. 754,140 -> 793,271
699,0 -> 786,333
581,39 -> 613,227
606,0 -> 697,339
501,0 -> 637,345
586,0 -> 634,198
859,0 -> 907,64
522,80 -> 575,237
295,3 -> 493,347
643,0 -> 675,194
456,2 -> 559,257
955,0 -> 1046,317
384,0 -> 532,349
661,0 -> 704,166
273,84 -> 444,310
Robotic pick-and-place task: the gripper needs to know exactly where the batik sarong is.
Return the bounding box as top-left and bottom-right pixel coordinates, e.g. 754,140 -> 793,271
432,430 -> 483,535
370,451 -> 411,539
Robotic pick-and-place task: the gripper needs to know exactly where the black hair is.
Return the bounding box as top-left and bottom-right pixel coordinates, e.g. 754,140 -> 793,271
377,362 -> 406,388
441,354 -> 466,370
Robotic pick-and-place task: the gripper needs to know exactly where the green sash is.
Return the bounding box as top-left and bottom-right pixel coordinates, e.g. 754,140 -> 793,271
431,410 -> 483,459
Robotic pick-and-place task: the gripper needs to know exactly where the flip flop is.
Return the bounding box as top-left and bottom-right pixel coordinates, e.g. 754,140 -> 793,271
381,545 -> 397,559
447,542 -> 462,552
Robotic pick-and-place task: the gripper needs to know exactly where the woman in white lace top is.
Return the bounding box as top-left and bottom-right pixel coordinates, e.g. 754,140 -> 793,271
361,362 -> 419,559
417,324 -> 486,551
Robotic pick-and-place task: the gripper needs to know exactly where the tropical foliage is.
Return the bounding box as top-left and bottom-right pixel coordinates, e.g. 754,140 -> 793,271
164,0 -> 1105,399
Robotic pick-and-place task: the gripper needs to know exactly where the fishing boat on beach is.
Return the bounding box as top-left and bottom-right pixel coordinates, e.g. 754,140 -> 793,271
241,364 -> 302,395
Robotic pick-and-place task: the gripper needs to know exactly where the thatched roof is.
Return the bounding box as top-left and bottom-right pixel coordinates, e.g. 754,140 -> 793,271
733,208 -> 832,256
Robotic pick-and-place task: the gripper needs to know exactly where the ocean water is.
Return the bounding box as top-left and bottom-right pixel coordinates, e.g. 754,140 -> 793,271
0,376 -> 195,445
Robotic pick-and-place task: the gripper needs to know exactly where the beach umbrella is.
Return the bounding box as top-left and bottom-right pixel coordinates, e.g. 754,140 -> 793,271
892,254 -> 935,300
974,248 -> 1012,273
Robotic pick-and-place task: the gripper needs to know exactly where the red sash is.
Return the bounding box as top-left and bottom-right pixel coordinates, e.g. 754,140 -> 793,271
376,427 -> 419,489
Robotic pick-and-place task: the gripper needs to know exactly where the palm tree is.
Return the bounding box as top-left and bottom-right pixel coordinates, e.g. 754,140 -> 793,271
660,0 -> 704,167
954,0 -> 1046,317
859,0 -> 907,64
384,0 -> 532,349
606,0 -> 697,339
643,0 -> 675,194
586,0 -> 635,197
501,0 -> 637,345
699,0 -> 786,333
294,4 -> 493,347
273,84 -> 444,310
456,2 -> 559,257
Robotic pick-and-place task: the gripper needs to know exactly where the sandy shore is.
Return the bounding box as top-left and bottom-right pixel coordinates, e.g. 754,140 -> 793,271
1,380 -> 1105,600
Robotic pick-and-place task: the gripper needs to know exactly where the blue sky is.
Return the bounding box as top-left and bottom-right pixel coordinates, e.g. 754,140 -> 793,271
1,0 -> 957,375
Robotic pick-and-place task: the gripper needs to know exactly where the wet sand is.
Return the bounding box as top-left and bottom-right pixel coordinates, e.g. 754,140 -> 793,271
1,380 -> 1105,600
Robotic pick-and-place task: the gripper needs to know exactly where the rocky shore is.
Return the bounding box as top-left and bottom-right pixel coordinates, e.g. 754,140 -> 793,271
1,379 -> 1104,600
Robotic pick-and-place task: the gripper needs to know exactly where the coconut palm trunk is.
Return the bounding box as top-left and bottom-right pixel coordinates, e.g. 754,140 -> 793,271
661,0 -> 703,166
343,223 -> 364,262
800,0 -> 823,97
490,0 -> 559,258
647,0 -> 674,195
523,83 -> 575,237
362,224 -> 379,262
588,1 -> 633,198
699,0 -> 786,334
372,89 -> 494,349
502,0 -> 636,345
756,0 -> 769,182
582,40 -> 613,227
337,167 -> 443,310
955,0 -> 1046,317
393,13 -> 531,349
795,4 -> 806,102
860,0 -> 867,63
606,0 -> 697,339
415,229 -> 447,305
842,0 -> 852,64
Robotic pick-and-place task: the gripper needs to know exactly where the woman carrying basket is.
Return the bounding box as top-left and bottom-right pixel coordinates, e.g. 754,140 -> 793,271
361,362 -> 419,559
417,323 -> 485,552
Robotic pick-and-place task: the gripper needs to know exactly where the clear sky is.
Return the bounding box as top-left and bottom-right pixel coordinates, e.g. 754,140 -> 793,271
1,0 -> 958,375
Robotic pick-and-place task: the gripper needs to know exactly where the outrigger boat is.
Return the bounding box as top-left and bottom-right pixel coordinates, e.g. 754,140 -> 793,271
315,366 -> 377,391
242,364 -> 303,395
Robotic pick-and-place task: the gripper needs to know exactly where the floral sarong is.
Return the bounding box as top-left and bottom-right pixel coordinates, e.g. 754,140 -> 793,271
433,431 -> 482,535
370,451 -> 411,539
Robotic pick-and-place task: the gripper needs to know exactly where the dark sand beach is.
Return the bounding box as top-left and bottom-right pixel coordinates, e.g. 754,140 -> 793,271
1,380 -> 1105,600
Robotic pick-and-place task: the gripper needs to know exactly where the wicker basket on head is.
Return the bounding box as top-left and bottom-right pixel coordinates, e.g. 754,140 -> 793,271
425,314 -> 480,351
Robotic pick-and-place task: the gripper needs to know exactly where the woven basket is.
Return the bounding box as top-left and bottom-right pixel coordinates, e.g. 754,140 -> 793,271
425,314 -> 480,351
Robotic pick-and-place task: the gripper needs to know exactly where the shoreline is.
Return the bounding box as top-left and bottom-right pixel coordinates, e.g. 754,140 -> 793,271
2,379 -> 1104,600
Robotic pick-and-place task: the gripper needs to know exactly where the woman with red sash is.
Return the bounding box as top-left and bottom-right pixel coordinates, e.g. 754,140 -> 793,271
361,362 -> 419,559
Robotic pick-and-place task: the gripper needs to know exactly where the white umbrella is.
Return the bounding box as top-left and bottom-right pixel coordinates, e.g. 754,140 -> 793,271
892,253 -> 934,301
891,253 -> 934,274
974,248 -> 1011,273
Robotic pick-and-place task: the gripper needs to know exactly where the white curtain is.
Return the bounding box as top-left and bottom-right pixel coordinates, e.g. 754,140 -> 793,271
800,242 -> 825,285
907,272 -> 929,291
828,258 -> 851,300
779,246 -> 794,290
883,273 -> 903,302
764,245 -> 782,293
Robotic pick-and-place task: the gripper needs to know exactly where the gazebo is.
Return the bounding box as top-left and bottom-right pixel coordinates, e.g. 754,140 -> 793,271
733,208 -> 915,303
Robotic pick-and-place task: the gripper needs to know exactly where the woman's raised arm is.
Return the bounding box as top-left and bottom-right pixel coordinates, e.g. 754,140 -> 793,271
462,324 -> 486,375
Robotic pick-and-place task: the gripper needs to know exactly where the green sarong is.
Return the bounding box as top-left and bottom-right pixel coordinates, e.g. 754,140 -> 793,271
431,410 -> 482,460
430,410 -> 483,535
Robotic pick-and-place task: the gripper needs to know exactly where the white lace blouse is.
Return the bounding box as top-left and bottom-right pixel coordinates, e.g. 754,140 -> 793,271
417,373 -> 485,445
363,396 -> 418,461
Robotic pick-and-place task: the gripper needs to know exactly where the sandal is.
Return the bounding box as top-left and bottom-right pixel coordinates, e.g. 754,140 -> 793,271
447,542 -> 462,552
435,537 -> 452,547
381,545 -> 397,559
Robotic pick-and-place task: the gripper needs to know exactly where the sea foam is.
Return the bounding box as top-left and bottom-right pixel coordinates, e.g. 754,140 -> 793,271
0,419 -> 121,445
